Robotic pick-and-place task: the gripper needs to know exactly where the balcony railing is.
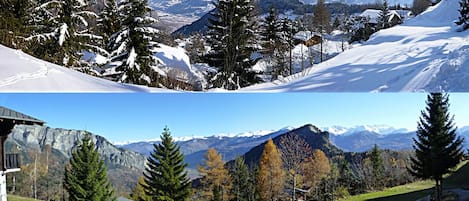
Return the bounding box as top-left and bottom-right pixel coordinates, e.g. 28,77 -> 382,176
5,153 -> 20,169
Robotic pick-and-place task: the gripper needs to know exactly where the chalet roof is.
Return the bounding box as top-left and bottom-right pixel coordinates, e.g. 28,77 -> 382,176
0,106 -> 44,125
359,9 -> 402,24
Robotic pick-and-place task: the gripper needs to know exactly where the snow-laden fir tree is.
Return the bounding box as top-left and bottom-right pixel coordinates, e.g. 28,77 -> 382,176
98,0 -> 121,53
260,6 -> 289,80
206,0 -> 260,90
455,0 -> 469,31
377,0 -> 391,29
0,0 -> 33,48
144,127 -> 191,201
26,0 -> 101,67
108,0 -> 159,85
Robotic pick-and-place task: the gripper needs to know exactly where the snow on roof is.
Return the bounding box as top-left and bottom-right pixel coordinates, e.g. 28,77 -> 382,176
153,44 -> 205,84
294,31 -> 321,41
359,9 -> 402,24
0,45 -> 168,92
241,0 -> 469,92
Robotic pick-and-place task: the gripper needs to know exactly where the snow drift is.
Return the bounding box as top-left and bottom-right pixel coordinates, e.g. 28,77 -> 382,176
243,0 -> 469,92
0,45 -> 166,92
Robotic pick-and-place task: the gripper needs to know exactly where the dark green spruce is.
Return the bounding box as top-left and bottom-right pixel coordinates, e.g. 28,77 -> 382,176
64,134 -> 115,201
206,0 -> 260,90
230,156 -> 255,201
409,93 -> 464,201
369,144 -> 384,190
143,127 -> 191,201
455,0 -> 469,31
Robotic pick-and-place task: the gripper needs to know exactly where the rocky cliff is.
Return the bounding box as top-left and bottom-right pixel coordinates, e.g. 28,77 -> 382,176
8,124 -> 146,171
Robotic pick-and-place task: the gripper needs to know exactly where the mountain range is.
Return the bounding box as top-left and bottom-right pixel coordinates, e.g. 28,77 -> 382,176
7,122 -> 468,195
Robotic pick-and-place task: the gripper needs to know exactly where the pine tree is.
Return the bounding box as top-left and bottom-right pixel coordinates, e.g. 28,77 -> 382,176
64,134 -> 115,201
257,139 -> 284,201
131,176 -> 151,201
143,126 -> 191,201
198,148 -> 231,201
455,0 -> 469,31
0,0 -> 33,48
206,0 -> 260,90
377,0 -> 391,29
109,0 -> 159,85
98,0 -> 121,53
369,144 -> 384,190
230,156 -> 254,201
26,0 -> 101,67
409,93 -> 464,201
260,6 -> 288,80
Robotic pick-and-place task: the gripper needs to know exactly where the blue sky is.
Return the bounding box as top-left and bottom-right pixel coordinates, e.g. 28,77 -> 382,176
1,93 -> 468,143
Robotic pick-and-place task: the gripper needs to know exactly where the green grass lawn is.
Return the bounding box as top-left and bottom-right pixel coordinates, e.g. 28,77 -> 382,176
7,195 -> 41,201
340,161 -> 469,201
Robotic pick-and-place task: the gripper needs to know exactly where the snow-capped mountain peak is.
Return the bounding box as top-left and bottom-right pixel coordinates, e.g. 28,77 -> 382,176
115,127 -> 295,146
323,125 -> 410,136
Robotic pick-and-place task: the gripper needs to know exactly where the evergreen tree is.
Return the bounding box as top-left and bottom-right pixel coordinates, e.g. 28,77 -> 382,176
131,176 -> 151,201
206,0 -> 260,90
409,93 -> 464,201
98,0 -> 121,53
198,148 -> 231,201
143,127 -> 191,201
64,134 -> 115,201
455,0 -> 469,31
260,6 -> 289,80
109,0 -> 159,85
230,156 -> 254,201
26,0 -> 101,67
369,144 -> 384,190
377,0 -> 391,29
257,139 -> 284,201
0,0 -> 33,48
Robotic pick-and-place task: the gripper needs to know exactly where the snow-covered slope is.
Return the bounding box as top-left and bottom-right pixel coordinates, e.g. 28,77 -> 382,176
243,0 -> 469,92
0,45 -> 166,92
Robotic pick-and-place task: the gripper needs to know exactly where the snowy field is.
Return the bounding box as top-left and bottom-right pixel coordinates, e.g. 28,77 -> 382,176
0,45 -> 168,92
242,0 -> 469,92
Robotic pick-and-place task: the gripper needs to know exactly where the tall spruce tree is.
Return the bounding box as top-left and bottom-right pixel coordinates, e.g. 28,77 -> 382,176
64,134 -> 115,201
260,6 -> 288,80
206,0 -> 260,90
98,0 -> 121,53
377,0 -> 391,29
409,93 -> 464,201
313,0 -> 331,33
455,0 -> 469,31
230,156 -> 254,201
143,127 -> 191,201
369,144 -> 384,190
109,0 -> 159,85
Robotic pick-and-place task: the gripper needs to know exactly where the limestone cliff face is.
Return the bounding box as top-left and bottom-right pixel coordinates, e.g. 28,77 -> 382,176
8,125 -> 145,171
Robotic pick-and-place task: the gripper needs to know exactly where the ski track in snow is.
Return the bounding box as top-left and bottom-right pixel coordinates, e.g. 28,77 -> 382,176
0,50 -> 50,88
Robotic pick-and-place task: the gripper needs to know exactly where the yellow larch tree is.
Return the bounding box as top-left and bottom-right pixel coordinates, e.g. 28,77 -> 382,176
198,148 -> 231,201
257,139 -> 284,201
